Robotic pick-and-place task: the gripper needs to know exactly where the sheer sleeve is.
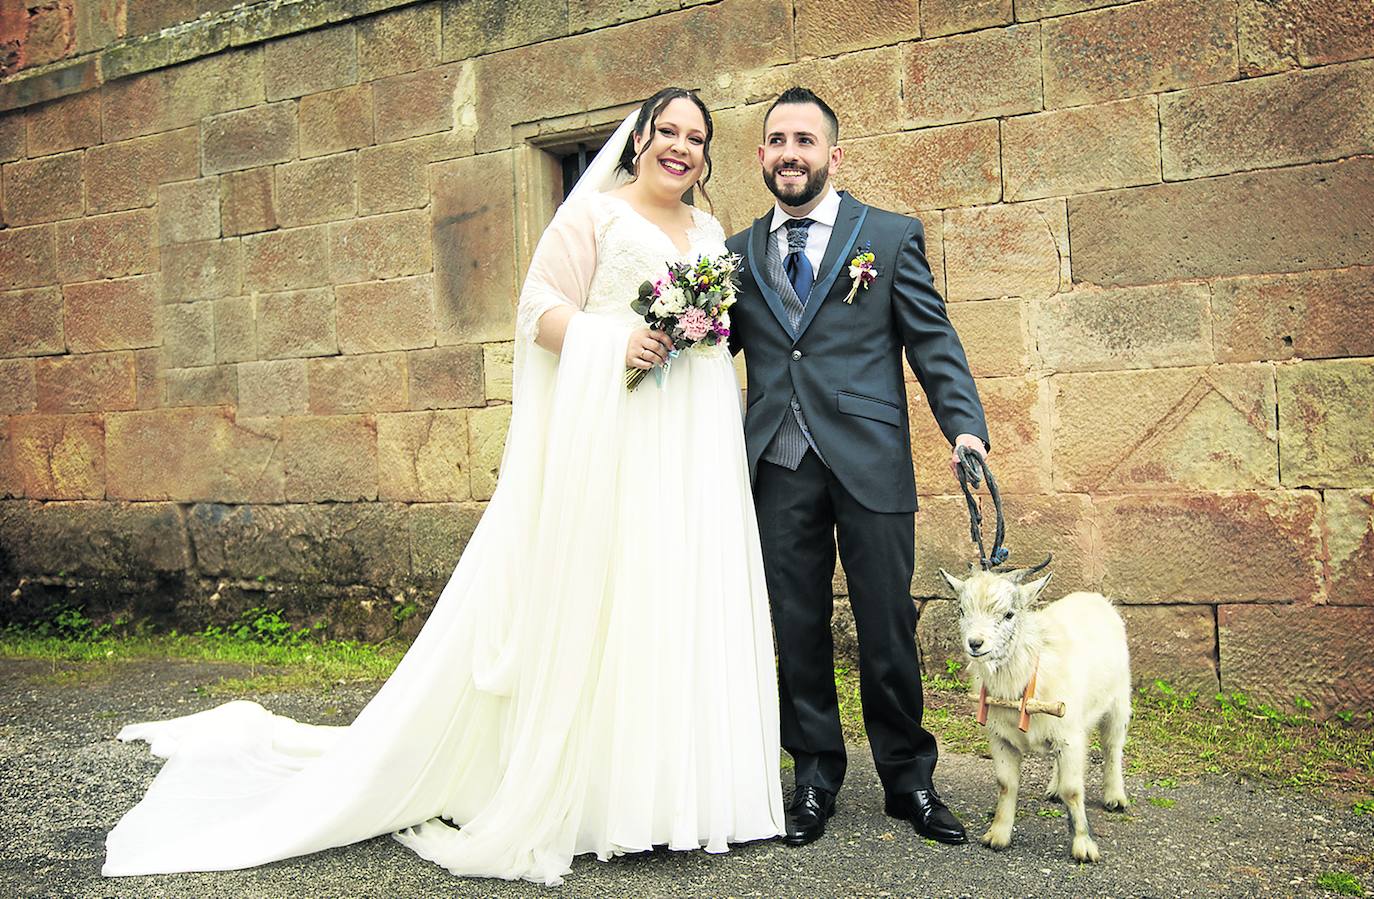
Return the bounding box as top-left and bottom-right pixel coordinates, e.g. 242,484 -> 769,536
515,195 -> 600,345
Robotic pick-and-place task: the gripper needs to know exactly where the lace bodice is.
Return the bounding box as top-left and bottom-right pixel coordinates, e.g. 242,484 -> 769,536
516,192 -> 728,344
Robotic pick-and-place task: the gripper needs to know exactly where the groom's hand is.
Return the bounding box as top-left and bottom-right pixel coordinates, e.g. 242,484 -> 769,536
949,433 -> 988,480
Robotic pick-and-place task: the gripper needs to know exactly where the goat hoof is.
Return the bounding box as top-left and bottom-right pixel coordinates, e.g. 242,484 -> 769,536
981,828 -> 1012,851
1043,790 -> 1062,804
1104,796 -> 1129,811
1071,835 -> 1101,863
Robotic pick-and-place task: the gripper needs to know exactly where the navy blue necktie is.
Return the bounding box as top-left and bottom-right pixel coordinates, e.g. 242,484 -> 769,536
784,218 -> 814,301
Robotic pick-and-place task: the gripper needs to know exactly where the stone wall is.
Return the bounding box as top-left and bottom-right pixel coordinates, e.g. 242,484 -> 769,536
0,0 -> 1370,717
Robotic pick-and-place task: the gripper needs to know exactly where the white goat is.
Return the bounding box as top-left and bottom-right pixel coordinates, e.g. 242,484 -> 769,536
939,563 -> 1131,863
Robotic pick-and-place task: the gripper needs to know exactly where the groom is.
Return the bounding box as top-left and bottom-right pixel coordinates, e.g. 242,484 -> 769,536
726,88 -> 989,848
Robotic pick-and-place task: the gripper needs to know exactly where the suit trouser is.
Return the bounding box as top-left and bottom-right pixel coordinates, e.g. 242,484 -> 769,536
754,452 -> 937,797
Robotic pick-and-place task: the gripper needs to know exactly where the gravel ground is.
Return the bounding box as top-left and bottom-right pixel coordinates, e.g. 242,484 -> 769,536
1,658 -> 1369,898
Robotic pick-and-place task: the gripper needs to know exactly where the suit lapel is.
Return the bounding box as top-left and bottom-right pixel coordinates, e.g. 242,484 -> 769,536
794,192 -> 867,342
747,213 -> 794,338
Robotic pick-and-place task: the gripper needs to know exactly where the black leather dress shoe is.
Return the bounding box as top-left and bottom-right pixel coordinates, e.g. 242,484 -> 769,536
783,784 -> 836,846
885,787 -> 968,845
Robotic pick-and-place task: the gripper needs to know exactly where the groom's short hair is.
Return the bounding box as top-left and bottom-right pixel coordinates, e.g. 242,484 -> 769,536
765,87 -> 839,145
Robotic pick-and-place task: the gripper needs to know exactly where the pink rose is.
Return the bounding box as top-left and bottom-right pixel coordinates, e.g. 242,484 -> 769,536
679,306 -> 710,341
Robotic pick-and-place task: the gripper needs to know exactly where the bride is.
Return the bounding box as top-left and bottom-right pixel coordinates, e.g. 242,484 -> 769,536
103,87 -> 785,886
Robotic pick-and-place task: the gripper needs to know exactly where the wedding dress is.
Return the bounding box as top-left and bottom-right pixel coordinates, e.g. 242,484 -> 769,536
103,139 -> 784,885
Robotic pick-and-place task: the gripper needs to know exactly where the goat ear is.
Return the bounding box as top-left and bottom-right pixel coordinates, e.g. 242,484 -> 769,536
937,568 -> 965,595
1018,572 -> 1052,607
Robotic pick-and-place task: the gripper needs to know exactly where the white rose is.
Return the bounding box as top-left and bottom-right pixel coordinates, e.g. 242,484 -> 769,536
650,297 -> 670,318
658,286 -> 688,315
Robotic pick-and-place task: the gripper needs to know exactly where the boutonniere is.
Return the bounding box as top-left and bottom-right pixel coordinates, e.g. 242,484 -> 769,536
843,243 -> 879,304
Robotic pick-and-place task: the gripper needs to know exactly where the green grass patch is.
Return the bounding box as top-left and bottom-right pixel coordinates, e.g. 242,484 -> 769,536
1317,872 -> 1365,896
1147,796 -> 1176,809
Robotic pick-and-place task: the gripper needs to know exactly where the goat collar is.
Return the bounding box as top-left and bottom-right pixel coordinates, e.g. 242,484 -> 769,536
976,654 -> 1040,733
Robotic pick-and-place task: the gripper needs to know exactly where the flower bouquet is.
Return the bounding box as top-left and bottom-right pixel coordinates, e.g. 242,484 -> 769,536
625,252 -> 741,390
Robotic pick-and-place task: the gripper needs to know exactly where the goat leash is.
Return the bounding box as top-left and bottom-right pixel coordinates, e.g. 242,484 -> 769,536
955,444 -> 1007,570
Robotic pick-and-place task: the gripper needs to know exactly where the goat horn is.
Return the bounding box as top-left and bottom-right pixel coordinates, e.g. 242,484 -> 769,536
1000,553 -> 1053,584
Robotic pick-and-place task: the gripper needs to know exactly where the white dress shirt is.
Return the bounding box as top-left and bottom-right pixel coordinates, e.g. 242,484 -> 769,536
768,187 -> 841,278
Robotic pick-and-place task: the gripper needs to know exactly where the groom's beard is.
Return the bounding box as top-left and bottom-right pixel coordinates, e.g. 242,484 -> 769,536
763,163 -> 828,208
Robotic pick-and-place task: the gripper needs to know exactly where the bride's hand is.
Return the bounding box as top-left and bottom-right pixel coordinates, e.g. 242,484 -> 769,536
627,329 -> 674,370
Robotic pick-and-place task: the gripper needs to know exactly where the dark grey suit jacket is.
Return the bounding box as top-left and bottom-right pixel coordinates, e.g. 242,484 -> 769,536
725,191 -> 989,514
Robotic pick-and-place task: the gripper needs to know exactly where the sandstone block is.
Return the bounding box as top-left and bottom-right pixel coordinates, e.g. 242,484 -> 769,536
377,410 -> 470,502
567,0 -> 679,32
1033,284 -> 1212,372
202,103 -> 297,175
357,140 -> 429,216
0,425 -> 16,499
1098,492 -> 1322,604
1212,268 -> 1374,363
1239,0 -> 1374,73
0,500 -> 191,576
1324,490 -> 1374,606
707,103 -> 778,236
159,238 -> 242,303
107,406 -> 282,502
943,201 -> 1061,301
0,116 -> 23,162
1162,61 -> 1374,181
1002,96 -> 1160,201
431,153 -> 514,344
474,1 -> 790,152
283,414 -> 378,502
483,342 -> 514,402
10,414 -> 105,499
913,493 -> 1100,597
83,127 -> 198,214
329,210 -> 432,285
922,0 -> 1011,36
308,354 -> 408,414
409,502 -> 484,580
1219,604 -> 1374,718
157,177 -> 221,245
408,345 -> 484,411
0,286 -> 64,356
904,24 -> 1041,127
1016,0 -> 1132,18
912,374 -> 1050,495
242,226 -> 331,293
165,365 -> 237,407
1043,0 -> 1237,108
255,288 -> 337,359
440,0 -> 566,61
840,121 -> 1000,212
299,84 -> 374,159
0,360 -> 37,415
2,152 -> 83,225
35,352 -> 136,413
1117,605 -> 1219,694
133,347 -> 166,409
276,154 -> 357,227
213,296 -> 255,364
25,91 -> 101,156
467,404 -> 511,501
63,275 -> 160,353
157,301 -> 215,369
336,275 -> 436,354
792,0 -> 919,55
1052,365 -> 1278,492
219,167 -> 276,236
915,598 -> 962,679
1276,359 -> 1374,487
1068,158 -> 1374,287
265,23 -> 358,101
188,501 -> 411,584
358,3 -> 440,81
236,359 -> 308,417
945,299 -> 1027,377
0,225 -> 56,290
56,209 -> 157,283
373,63 -> 463,144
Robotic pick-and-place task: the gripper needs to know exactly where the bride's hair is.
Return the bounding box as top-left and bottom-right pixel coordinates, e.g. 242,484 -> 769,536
617,87 -> 714,206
